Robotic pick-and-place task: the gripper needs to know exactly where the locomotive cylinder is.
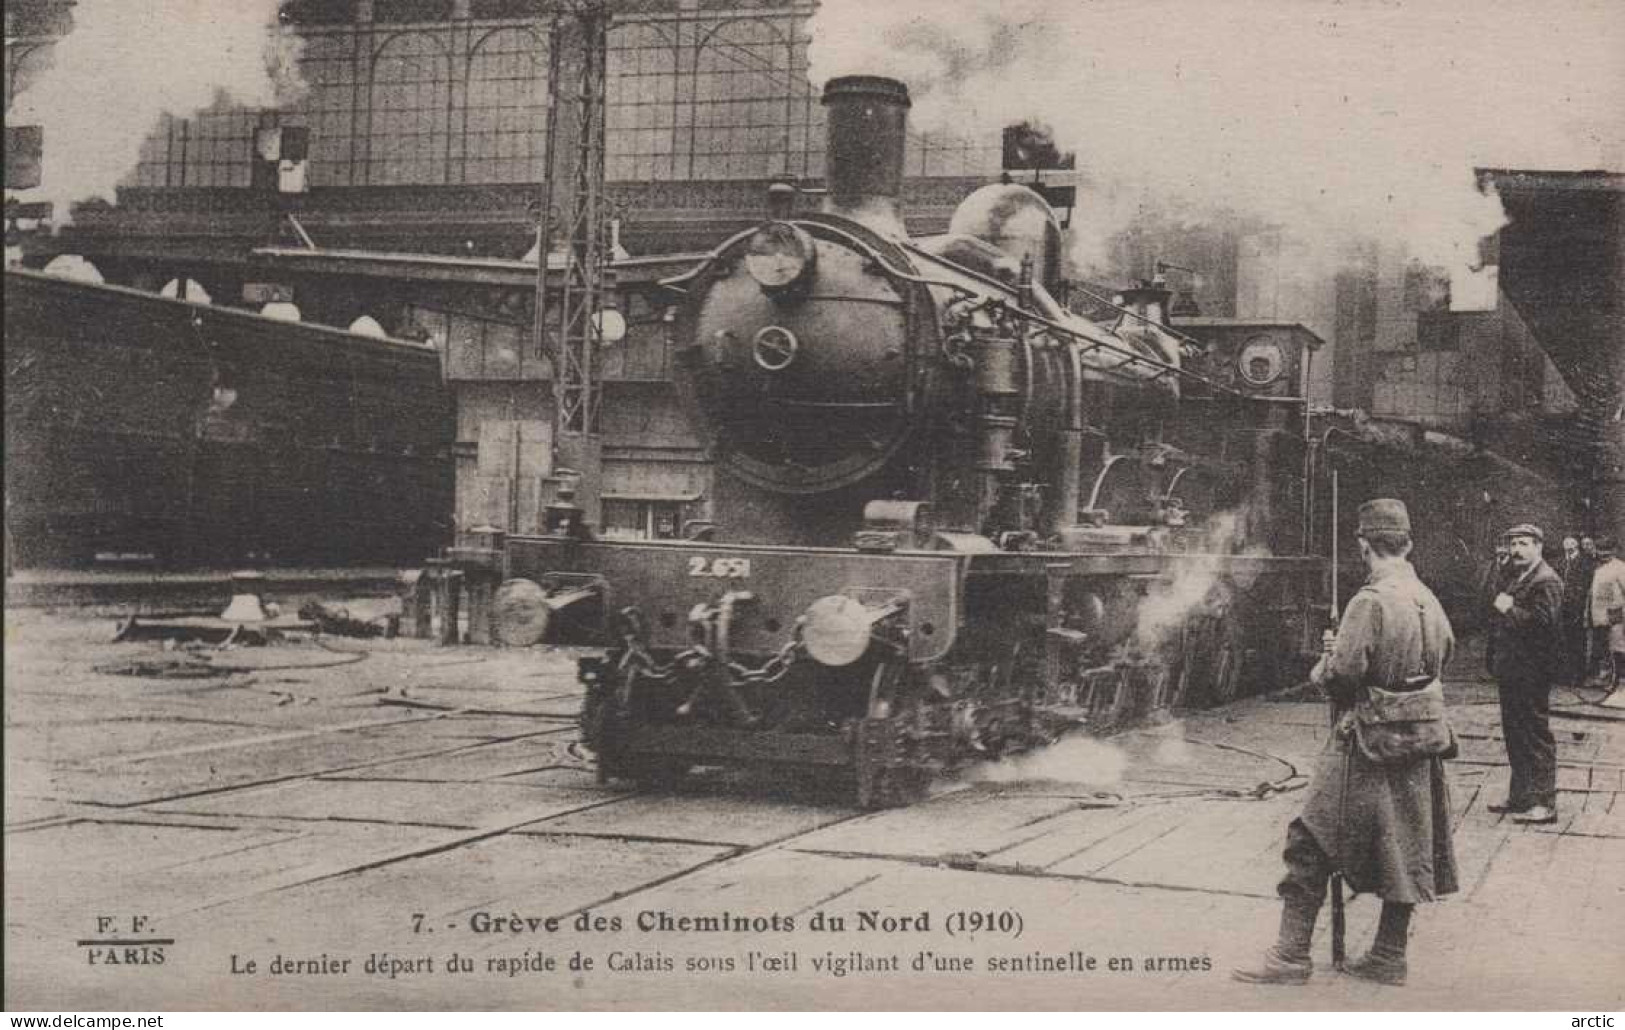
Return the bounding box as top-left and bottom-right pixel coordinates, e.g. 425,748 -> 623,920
821,76 -> 911,237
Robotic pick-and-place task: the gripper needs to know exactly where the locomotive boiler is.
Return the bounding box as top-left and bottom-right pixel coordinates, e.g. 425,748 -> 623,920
504,75 -> 1325,806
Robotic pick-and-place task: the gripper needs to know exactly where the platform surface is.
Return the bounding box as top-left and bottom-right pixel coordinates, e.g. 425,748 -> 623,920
4,609 -> 1621,1011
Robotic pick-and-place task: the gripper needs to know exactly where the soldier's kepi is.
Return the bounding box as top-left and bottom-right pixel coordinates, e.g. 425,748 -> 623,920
1234,498 -> 1460,987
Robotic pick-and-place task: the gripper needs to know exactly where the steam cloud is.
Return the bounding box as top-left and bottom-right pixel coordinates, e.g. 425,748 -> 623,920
1151,722 -> 1194,768
1133,510 -> 1266,653
809,0 -> 1625,275
966,722 -> 1197,785
8,1 -> 305,215
968,734 -> 1128,785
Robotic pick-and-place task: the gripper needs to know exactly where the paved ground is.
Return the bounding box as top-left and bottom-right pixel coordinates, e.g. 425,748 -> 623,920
4,605 -> 1622,1011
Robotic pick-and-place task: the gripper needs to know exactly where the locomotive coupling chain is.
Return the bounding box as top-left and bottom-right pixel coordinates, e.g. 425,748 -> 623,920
726,633 -> 804,687
615,636 -> 685,683
618,638 -> 801,688
613,606 -> 682,683
611,606 -> 700,684
611,605 -> 803,687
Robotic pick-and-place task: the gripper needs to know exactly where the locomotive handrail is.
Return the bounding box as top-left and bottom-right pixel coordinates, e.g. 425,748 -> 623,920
896,242 -> 1246,398
902,238 -> 1204,350
660,218 -> 1247,400
898,240 -> 1033,299
1000,301 -> 1247,398
799,225 -> 986,304
661,219 -> 989,306
1064,280 -> 1207,351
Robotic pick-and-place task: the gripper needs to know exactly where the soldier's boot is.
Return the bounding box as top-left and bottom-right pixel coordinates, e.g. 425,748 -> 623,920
1231,899 -> 1318,984
1344,901 -> 1410,986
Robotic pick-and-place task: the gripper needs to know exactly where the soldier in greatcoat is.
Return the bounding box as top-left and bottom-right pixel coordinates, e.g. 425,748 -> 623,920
1235,498 -> 1458,987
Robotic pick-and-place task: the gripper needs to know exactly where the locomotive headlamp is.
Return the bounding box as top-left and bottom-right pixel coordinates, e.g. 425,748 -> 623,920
744,221 -> 817,294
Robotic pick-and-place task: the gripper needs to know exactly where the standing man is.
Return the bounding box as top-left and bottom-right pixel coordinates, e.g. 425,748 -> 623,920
1557,535 -> 1593,686
1580,536 -> 1605,682
1587,536 -> 1625,691
1235,499 -> 1457,987
1487,523 -> 1564,824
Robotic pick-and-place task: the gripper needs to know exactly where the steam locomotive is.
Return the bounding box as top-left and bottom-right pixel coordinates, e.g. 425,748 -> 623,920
502,76 -> 1326,806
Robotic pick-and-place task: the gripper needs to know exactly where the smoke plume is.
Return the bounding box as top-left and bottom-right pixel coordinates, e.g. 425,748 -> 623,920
8,1 -> 305,214
809,0 -> 1625,276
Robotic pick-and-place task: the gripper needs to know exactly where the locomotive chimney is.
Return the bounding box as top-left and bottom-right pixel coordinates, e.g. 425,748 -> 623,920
821,75 -> 911,236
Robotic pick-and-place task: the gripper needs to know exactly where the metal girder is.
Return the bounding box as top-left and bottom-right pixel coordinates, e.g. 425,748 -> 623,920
537,1 -> 611,441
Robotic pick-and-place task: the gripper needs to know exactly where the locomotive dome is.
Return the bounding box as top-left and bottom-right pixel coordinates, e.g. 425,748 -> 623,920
948,183 -> 1064,292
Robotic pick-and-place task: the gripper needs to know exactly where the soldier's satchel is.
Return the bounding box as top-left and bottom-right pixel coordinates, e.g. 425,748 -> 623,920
1351,595 -> 1458,765
1353,676 -> 1457,765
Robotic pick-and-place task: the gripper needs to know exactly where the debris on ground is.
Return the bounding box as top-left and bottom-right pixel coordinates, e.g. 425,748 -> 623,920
298,600 -> 400,638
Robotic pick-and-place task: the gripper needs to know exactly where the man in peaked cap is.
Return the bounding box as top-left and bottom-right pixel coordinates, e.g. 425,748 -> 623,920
1486,522 -> 1564,824
1235,498 -> 1458,987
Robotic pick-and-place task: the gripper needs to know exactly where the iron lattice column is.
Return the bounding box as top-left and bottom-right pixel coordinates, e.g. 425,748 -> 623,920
535,0 -> 610,525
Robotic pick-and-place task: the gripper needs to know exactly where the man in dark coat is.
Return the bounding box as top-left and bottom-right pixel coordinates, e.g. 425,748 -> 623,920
1234,498 -> 1458,987
1487,523 -> 1564,824
1556,535 -> 1593,686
